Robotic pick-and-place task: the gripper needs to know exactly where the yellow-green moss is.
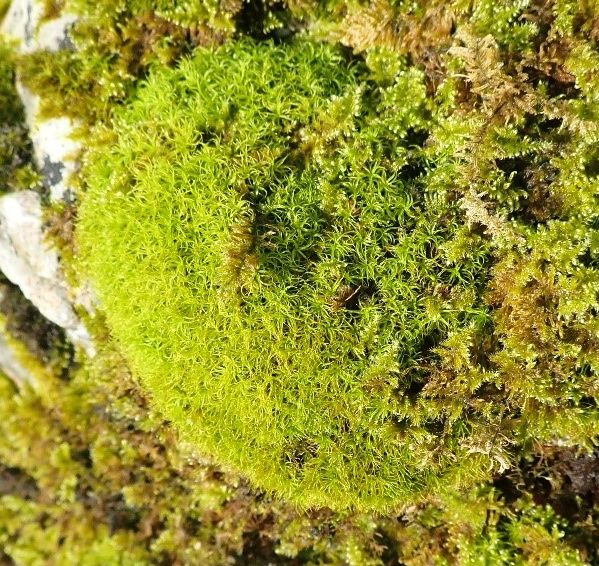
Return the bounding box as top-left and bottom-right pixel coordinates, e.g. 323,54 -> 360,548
5,0 -> 599,561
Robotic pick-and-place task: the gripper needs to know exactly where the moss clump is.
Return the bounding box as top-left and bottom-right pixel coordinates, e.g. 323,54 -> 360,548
78,39 -> 498,510
77,2 -> 599,510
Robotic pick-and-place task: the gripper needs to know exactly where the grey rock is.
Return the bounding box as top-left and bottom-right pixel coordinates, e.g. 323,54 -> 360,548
0,191 -> 94,354
1,0 -> 77,54
0,2 -> 96,356
2,0 -> 80,203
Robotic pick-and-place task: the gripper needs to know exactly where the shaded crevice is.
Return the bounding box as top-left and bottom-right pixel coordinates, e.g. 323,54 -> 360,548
0,275 -> 74,377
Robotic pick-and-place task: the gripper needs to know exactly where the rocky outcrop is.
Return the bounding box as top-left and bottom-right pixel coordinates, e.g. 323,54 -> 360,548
0,1 -> 94,359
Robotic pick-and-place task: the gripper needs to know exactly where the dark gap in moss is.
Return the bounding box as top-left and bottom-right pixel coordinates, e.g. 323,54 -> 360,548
399,158 -> 427,182
423,417 -> 445,436
0,276 -> 74,377
518,113 -> 565,142
423,239 -> 438,260
403,378 -> 426,404
237,527 -> 296,566
404,127 -> 429,149
572,6 -> 599,39
72,447 -> 93,469
337,43 -> 366,68
332,280 -> 377,312
474,382 -> 505,403
516,448 -> 599,525
584,151 -> 599,178
0,463 -> 39,500
233,1 -> 292,42
0,551 -> 15,566
531,476 -> 551,505
495,156 -> 527,188
535,116 -> 563,134
577,248 -> 599,268
376,528 -> 402,565
75,489 -> 143,534
193,128 -> 221,149
284,437 -> 318,471
493,474 -> 522,504
106,494 -> 143,534
523,65 -> 578,99
181,514 -> 203,538
471,324 -> 497,371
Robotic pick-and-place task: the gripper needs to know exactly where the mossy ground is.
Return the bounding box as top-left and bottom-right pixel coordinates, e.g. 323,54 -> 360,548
2,0 -> 599,563
0,293 -> 595,564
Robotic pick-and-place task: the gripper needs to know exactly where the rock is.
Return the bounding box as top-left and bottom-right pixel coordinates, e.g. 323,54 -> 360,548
0,0 -> 43,53
2,0 -> 80,203
16,84 -> 80,202
0,191 -> 94,354
1,0 -> 77,54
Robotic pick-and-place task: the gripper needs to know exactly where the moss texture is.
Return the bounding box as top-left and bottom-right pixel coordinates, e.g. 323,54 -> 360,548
0,39 -> 39,194
0,316 -> 595,564
78,39 -> 494,510
78,16 -> 599,511
3,0 -> 599,561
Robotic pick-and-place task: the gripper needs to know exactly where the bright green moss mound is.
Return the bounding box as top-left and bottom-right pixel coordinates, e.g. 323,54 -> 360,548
78,40 -> 503,510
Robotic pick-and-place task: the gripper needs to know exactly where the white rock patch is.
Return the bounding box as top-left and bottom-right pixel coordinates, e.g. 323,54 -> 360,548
0,191 -> 94,354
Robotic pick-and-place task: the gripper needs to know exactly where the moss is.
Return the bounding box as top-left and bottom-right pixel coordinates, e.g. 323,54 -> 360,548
5,0 -> 599,559
77,39 -> 500,511
0,39 -> 39,194
74,0 -> 599,515
0,321 -> 595,564
16,0 -> 243,127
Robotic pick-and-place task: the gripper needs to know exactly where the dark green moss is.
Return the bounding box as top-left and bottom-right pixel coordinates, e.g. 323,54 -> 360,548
0,40 -> 39,194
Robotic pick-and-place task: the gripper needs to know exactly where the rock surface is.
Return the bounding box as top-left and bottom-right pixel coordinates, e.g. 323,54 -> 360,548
0,191 -> 93,354
2,0 -> 79,203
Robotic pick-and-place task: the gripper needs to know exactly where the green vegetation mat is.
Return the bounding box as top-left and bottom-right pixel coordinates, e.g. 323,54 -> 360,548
2,0 -> 599,563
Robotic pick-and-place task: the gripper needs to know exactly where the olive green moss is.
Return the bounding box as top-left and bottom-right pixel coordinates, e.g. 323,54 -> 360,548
0,321 -> 593,564
0,40 -> 39,194
18,2 -> 209,126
